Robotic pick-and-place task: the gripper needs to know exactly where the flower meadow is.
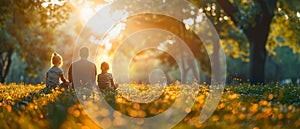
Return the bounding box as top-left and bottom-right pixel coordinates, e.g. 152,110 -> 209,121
0,83 -> 299,129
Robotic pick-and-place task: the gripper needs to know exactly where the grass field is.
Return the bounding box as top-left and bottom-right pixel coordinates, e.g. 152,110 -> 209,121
0,83 -> 299,129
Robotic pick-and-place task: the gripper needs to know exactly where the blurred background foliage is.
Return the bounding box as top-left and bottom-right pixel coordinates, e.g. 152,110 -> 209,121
0,0 -> 299,84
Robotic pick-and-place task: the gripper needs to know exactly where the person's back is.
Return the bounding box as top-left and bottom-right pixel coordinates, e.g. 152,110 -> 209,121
98,72 -> 113,89
46,53 -> 68,88
69,59 -> 96,87
47,66 -> 63,87
97,62 -> 115,90
68,47 -> 97,88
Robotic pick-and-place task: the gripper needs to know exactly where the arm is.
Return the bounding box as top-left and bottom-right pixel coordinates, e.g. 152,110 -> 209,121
68,64 -> 72,83
46,72 -> 48,83
110,74 -> 115,89
93,64 -> 97,83
60,74 -> 67,83
97,74 -> 100,87
111,79 -> 115,89
45,72 -> 49,88
68,64 -> 74,89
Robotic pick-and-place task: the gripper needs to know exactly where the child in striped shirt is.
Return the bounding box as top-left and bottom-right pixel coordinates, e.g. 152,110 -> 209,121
97,62 -> 115,90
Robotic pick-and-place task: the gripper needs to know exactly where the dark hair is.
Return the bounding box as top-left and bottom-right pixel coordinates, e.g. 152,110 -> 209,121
101,62 -> 109,72
80,47 -> 89,59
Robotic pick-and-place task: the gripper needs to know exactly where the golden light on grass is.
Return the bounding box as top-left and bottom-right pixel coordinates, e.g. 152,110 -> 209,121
218,103 -> 225,110
100,118 -> 112,128
137,110 -> 147,118
185,108 -> 192,113
113,117 -> 126,126
288,105 -> 294,111
128,109 -> 138,117
211,115 -> 219,122
99,108 -> 109,117
133,103 -> 140,110
149,108 -> 157,115
6,105 -> 12,112
278,113 -> 284,120
268,94 -> 274,100
250,104 -> 259,113
228,93 -> 239,100
73,110 -> 81,118
259,100 -> 269,106
0,83 -> 300,128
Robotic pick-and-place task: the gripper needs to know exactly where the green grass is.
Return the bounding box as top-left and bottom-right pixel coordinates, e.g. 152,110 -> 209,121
0,83 -> 299,129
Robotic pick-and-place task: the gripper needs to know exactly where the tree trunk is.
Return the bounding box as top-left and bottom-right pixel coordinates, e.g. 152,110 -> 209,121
216,0 -> 277,84
244,0 -> 276,84
0,76 -> 4,83
248,36 -> 267,84
0,50 -> 13,83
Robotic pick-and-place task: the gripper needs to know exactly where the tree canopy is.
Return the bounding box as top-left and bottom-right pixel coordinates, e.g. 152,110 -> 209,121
1,0 -> 299,84
0,0 -> 72,83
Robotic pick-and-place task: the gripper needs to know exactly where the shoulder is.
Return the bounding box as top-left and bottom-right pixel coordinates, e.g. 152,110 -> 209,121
104,73 -> 113,78
71,60 -> 82,65
54,67 -> 63,73
48,67 -> 63,74
87,60 -> 97,69
87,60 -> 96,66
58,67 -> 63,72
49,66 -> 59,72
98,73 -> 111,77
78,59 -> 95,66
48,67 -> 54,71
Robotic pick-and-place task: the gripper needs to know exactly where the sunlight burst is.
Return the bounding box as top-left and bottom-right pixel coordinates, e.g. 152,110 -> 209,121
80,6 -> 94,22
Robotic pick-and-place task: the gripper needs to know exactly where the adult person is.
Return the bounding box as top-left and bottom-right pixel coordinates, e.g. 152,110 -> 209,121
68,47 -> 97,89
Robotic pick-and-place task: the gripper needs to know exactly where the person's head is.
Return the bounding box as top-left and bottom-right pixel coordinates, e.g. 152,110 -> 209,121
80,47 -> 89,59
51,52 -> 63,67
101,62 -> 109,73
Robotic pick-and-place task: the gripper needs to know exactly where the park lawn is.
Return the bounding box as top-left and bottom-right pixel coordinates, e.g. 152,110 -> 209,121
0,83 -> 299,129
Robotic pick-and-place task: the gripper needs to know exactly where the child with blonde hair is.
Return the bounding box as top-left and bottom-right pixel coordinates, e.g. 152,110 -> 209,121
46,52 -> 68,88
97,62 -> 115,90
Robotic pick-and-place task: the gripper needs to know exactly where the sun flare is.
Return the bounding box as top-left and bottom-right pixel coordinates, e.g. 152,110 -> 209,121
80,7 -> 94,22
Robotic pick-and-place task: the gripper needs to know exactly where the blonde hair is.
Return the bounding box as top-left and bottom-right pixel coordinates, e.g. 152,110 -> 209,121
51,52 -> 63,67
101,62 -> 109,72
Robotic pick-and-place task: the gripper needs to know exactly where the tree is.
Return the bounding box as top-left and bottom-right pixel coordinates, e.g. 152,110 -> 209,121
108,13 -> 211,83
211,0 -> 300,84
187,0 -> 300,84
61,0 -> 299,84
215,0 -> 277,84
265,47 -> 300,83
0,0 -> 72,83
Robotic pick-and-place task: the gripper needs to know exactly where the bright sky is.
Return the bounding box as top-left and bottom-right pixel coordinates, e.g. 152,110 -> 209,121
76,1 -> 128,44
76,1 -> 129,71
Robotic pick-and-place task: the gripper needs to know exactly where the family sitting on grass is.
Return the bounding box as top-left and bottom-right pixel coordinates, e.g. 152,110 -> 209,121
45,47 -> 116,91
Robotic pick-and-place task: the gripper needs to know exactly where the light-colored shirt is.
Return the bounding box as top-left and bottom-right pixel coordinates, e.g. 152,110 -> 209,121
46,66 -> 63,87
97,73 -> 113,89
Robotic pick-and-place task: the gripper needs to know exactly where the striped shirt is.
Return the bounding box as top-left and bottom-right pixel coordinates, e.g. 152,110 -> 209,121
97,73 -> 113,89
